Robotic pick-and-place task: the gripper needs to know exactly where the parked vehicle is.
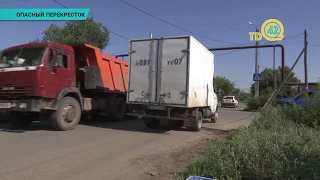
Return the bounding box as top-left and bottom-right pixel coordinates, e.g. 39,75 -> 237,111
0,42 -> 128,130
221,96 -> 238,108
126,36 -> 219,131
277,90 -> 320,107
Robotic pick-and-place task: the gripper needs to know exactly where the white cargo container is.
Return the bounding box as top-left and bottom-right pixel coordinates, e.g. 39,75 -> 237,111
126,36 -> 218,131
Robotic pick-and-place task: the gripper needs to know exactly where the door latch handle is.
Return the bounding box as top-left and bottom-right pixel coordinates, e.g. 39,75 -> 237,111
141,91 -> 150,96
160,93 -> 170,98
47,69 -> 55,74
66,78 -> 71,81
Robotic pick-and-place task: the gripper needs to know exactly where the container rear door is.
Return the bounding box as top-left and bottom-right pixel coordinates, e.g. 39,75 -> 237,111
157,37 -> 189,105
127,39 -> 158,103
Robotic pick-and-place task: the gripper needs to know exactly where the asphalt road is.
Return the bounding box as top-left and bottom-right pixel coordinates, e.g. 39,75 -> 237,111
0,103 -> 256,180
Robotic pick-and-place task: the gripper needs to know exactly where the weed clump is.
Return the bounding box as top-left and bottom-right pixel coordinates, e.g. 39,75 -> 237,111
178,106 -> 320,180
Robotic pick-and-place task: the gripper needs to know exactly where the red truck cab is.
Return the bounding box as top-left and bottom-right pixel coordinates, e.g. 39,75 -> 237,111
0,42 -> 129,130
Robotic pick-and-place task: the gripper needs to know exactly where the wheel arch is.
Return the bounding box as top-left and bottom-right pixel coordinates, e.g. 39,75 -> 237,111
55,88 -> 83,110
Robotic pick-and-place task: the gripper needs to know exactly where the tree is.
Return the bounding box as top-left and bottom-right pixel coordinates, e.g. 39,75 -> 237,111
231,88 -> 252,101
29,38 -> 41,43
213,76 -> 235,98
40,17 -> 110,50
232,88 -> 241,97
237,91 -> 252,101
250,66 -> 301,98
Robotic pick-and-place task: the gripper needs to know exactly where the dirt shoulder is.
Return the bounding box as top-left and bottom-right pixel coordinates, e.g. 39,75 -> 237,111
125,128 -> 229,180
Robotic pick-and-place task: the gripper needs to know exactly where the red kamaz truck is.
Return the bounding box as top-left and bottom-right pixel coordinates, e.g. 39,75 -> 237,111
0,42 -> 128,131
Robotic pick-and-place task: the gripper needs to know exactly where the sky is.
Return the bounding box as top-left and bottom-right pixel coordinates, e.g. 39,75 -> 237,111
1,0 -> 320,92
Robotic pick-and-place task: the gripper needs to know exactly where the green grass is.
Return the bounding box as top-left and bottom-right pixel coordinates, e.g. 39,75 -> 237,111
177,105 -> 320,180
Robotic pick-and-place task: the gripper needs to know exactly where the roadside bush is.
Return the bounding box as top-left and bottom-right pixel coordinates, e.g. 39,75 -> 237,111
245,95 -> 269,111
280,102 -> 320,129
177,106 -> 320,180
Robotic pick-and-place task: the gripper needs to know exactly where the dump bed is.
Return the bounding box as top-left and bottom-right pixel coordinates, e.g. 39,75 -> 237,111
127,36 -> 215,108
73,44 -> 128,93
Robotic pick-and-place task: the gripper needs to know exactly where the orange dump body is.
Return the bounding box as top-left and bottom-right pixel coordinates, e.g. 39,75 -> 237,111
73,44 -> 128,94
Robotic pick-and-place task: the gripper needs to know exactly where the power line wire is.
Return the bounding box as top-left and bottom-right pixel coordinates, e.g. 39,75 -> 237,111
52,0 -> 130,41
119,0 -> 245,45
108,50 -> 128,55
162,0 -> 247,33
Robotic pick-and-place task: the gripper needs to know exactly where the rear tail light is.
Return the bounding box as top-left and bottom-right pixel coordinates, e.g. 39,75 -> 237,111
232,100 -> 235,102
132,109 -> 142,113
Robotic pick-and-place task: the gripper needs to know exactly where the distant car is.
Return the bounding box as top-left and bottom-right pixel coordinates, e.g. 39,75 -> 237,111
277,90 -> 320,108
221,96 -> 238,108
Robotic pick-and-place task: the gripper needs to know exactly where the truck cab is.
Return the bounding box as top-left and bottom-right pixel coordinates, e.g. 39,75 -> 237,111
0,42 -> 77,127
0,42 -> 129,130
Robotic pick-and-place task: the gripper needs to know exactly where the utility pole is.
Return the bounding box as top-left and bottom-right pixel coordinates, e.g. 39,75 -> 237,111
273,46 -> 277,90
254,27 -> 259,97
304,29 -> 309,91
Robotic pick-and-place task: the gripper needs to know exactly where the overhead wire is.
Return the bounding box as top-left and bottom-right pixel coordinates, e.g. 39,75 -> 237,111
119,0 -> 246,45
52,0 -> 130,41
162,0 -> 247,33
7,0 -> 307,56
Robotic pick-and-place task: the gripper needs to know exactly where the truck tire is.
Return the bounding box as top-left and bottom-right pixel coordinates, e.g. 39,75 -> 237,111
51,97 -> 81,131
142,117 -> 160,128
191,110 -> 203,132
210,107 -> 219,123
110,97 -> 127,122
10,113 -> 33,128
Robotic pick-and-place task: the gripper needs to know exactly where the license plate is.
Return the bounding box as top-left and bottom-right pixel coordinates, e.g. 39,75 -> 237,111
0,103 -> 11,108
147,105 -> 166,111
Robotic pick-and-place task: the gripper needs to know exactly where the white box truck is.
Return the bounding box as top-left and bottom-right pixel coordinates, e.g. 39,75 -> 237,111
126,36 -> 218,131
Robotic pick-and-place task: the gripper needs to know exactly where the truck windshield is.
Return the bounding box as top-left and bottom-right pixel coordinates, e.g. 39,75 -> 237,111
0,47 -> 46,68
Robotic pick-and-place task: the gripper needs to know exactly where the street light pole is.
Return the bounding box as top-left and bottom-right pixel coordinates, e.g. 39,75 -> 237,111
249,22 -> 259,97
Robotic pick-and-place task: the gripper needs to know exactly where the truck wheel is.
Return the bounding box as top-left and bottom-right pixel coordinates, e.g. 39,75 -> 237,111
51,97 -> 81,131
169,120 -> 183,129
142,117 -> 160,128
191,110 -> 203,132
10,113 -> 33,128
210,112 -> 218,123
210,107 -> 219,123
110,97 -> 127,122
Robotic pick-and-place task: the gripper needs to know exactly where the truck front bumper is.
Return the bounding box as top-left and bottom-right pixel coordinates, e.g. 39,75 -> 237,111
0,99 -> 42,112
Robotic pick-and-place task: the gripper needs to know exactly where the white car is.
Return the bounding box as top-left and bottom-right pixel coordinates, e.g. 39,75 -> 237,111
221,96 -> 238,108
